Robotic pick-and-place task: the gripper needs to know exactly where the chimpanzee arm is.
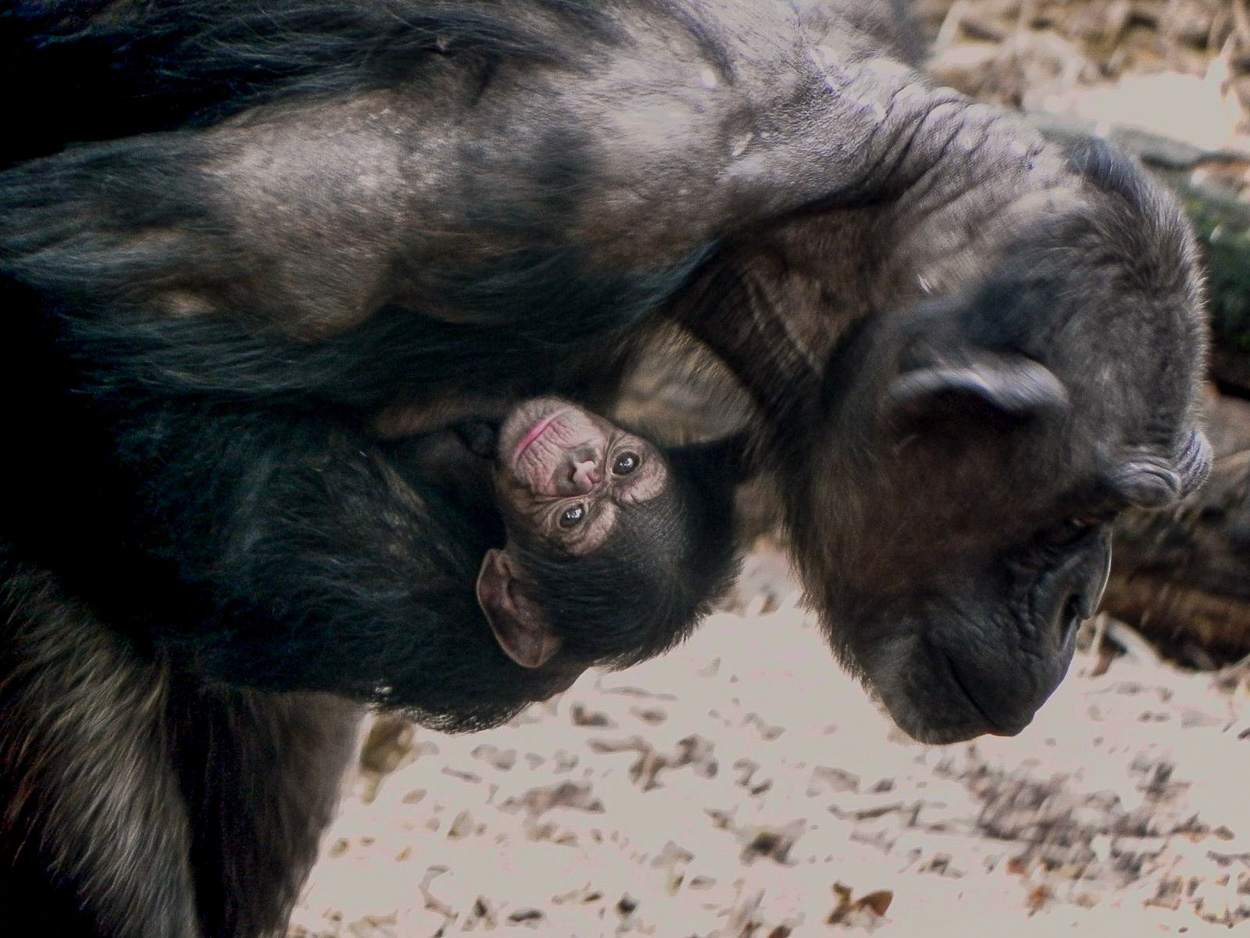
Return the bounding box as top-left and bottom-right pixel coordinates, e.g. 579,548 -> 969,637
1,0 -> 1050,354
119,404 -> 442,671
373,395 -> 510,440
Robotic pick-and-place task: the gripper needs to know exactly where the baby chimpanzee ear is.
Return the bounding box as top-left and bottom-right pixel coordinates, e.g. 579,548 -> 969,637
475,548 -> 562,669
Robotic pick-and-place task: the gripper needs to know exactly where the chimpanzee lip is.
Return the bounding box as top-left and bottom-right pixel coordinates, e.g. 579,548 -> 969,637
512,407 -> 570,462
942,651 -> 1028,737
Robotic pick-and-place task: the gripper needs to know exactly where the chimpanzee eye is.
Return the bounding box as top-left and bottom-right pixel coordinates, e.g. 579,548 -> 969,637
1044,516 -> 1102,548
613,451 -> 641,475
559,504 -> 587,528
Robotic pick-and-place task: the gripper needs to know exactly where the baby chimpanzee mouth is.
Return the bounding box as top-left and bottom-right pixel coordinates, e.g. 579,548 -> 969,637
512,407 -> 570,460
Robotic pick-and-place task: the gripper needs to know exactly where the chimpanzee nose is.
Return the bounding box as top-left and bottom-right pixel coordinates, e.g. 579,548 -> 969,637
1074,538 -> 1111,624
567,453 -> 602,492
1055,539 -> 1112,644
1058,592 -> 1084,645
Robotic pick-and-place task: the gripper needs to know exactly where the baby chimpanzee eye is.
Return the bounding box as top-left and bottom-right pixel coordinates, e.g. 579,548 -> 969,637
613,451 -> 641,475
559,504 -> 587,528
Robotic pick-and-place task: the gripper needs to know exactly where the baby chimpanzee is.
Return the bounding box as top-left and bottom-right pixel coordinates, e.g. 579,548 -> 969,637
385,395 -> 745,693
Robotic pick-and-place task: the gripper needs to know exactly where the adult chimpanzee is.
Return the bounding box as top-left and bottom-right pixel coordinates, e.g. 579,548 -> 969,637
0,0 -> 1210,936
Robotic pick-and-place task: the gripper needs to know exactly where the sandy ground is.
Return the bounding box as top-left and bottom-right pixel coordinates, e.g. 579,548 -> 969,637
288,550 -> 1250,937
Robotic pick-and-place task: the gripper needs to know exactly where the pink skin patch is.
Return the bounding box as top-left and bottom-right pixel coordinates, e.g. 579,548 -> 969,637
513,408 -> 571,463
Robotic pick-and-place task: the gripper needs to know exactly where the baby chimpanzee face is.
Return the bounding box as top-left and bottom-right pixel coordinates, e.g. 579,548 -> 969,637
493,397 -> 670,555
476,397 -> 676,670
477,396 -> 742,674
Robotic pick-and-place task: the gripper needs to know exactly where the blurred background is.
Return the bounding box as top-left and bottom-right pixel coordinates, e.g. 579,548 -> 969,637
290,3 -> 1250,934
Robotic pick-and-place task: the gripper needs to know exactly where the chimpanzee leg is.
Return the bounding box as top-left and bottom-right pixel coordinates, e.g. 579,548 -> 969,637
0,557 -> 199,938
168,686 -> 361,938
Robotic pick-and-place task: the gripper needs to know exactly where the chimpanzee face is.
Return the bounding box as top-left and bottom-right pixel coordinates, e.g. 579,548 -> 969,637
478,396 -> 744,676
778,242 -> 1211,744
783,371 -> 1209,744
493,398 -> 669,555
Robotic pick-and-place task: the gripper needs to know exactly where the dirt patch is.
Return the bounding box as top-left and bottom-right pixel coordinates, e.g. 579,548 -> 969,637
289,550 -> 1250,937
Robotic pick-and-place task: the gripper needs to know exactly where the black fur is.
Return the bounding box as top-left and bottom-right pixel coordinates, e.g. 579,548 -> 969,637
0,0 -> 619,166
0,557 -> 360,938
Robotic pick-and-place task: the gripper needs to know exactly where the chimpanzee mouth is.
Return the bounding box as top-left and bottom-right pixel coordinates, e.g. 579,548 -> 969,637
512,407 -> 570,461
942,651 -> 1029,738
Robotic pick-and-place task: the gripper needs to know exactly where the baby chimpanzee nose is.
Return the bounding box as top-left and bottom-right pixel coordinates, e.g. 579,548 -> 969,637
568,451 -> 602,491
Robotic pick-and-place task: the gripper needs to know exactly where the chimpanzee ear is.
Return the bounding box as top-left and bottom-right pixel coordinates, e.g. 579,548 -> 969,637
475,548 -> 562,669
884,350 -> 1069,431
